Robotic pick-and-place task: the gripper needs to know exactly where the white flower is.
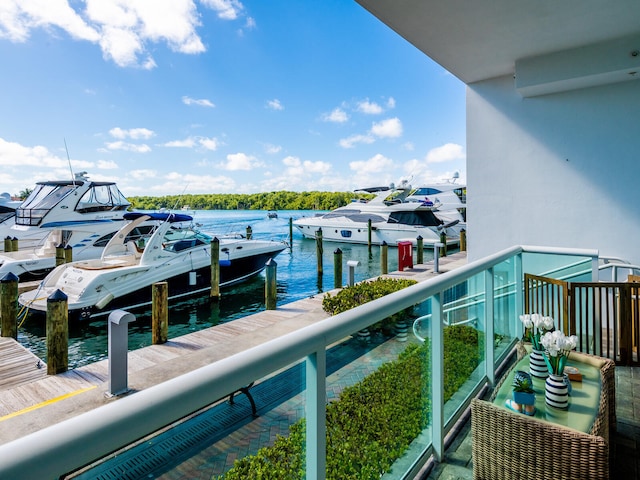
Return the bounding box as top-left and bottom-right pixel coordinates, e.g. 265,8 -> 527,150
541,316 -> 554,331
519,314 -> 533,328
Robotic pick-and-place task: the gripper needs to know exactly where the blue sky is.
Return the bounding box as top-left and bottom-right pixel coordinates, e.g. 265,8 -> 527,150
0,0 -> 466,197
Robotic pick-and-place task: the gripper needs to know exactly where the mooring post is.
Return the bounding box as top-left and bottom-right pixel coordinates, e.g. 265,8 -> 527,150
367,219 -> 372,251
210,237 -> 220,301
246,225 -> 252,240
416,235 -> 424,264
439,231 -> 447,257
460,229 -> 467,252
380,241 -> 388,274
152,282 -> 168,344
334,248 -> 342,289
3,236 -> 12,253
347,260 -> 360,287
433,243 -> 443,273
316,228 -> 323,276
46,289 -> 68,375
11,237 -> 18,252
0,272 -> 19,339
108,309 -> 136,396
55,244 -> 65,266
289,217 -> 293,251
265,258 -> 277,310
64,245 -> 73,264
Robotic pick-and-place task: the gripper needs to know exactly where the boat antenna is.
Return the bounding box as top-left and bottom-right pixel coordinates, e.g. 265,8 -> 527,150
171,183 -> 190,212
64,138 -> 76,187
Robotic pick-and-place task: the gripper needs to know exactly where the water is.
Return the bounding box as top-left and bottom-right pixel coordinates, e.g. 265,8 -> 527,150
16,210 -> 435,368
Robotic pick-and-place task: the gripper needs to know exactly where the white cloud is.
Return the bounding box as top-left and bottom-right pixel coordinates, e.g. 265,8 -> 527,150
264,143 -> 282,154
387,97 -> 396,109
0,0 -> 246,68
322,108 -> 348,123
162,136 -> 221,150
425,143 -> 465,163
220,152 -> 264,171
182,95 -> 215,108
130,169 -> 157,180
281,156 -> 331,178
96,159 -> 118,169
109,127 -> 155,140
349,153 -> 394,173
339,134 -> 374,149
266,99 -> 283,111
106,141 -> 151,153
357,99 -> 383,115
370,117 -> 402,138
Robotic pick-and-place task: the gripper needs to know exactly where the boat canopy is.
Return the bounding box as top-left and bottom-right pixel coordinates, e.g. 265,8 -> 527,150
123,212 -> 193,223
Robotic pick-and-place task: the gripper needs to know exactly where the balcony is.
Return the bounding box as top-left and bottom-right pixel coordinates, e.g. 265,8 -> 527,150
0,245 -> 638,479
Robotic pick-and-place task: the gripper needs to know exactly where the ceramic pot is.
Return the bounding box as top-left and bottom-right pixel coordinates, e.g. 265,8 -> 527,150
545,373 -> 569,409
529,348 -> 549,379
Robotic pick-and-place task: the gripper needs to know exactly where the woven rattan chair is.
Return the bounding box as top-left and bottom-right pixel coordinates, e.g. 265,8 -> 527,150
471,351 -> 615,480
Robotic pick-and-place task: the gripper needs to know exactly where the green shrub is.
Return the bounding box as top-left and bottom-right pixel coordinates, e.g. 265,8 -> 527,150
216,324 -> 482,480
321,277 -> 417,333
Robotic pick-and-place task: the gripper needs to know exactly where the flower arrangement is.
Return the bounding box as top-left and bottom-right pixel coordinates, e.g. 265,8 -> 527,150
519,313 -> 554,350
540,330 -> 578,375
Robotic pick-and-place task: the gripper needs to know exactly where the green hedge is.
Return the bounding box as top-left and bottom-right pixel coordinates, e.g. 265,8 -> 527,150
216,324 -> 482,480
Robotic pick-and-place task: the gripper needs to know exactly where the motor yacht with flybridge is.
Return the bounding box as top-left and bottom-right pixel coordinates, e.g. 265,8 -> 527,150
293,179 -> 465,246
18,212 -> 287,320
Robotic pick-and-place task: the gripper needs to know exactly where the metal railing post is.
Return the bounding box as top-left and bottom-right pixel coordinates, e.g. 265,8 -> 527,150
306,348 -> 326,480
431,292 -> 444,461
485,268 -> 495,385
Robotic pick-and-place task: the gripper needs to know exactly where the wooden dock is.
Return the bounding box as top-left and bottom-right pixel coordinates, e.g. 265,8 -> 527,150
0,252 -> 467,445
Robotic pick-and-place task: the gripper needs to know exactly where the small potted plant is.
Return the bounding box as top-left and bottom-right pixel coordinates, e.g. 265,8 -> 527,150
509,370 -> 536,415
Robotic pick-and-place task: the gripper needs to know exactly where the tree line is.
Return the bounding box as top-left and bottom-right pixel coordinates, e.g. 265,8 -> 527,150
129,191 -> 374,211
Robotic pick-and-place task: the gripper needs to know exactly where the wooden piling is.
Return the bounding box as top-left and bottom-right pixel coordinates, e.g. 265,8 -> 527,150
11,237 -> 18,252
210,238 -> 220,301
289,217 -> 293,251
440,231 -> 447,257
416,235 -> 424,264
152,282 -> 168,344
246,225 -> 252,240
316,228 -> 323,276
460,229 -> 467,252
56,244 -> 66,266
265,258 -> 277,310
46,289 -> 68,375
4,236 -> 12,253
0,272 -> 19,339
334,248 -> 342,289
367,219 -> 372,251
380,241 -> 388,274
64,245 -> 73,264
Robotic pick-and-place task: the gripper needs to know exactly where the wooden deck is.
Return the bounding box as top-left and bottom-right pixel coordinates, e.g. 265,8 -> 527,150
0,252 -> 468,444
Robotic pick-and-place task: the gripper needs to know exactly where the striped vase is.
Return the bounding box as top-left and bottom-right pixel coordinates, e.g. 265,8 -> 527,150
545,373 -> 569,409
529,349 -> 549,379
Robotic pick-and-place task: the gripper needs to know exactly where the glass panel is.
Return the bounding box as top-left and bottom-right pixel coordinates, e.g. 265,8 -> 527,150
522,252 -> 593,282
494,257 -> 519,363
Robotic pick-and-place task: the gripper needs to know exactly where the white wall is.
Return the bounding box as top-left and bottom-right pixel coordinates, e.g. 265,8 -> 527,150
466,75 -> 640,265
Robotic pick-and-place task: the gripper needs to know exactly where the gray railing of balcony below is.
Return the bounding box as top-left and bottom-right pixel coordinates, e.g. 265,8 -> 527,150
0,245 -> 599,480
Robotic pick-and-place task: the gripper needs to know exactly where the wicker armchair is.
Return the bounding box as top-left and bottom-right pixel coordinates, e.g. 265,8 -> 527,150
471,351 -> 615,480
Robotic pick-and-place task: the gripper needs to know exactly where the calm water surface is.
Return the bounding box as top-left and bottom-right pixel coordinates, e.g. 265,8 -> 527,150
17,209 -> 435,368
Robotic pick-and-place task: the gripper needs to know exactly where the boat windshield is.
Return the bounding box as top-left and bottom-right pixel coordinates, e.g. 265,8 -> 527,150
0,205 -> 15,224
388,211 -> 443,227
16,183 -> 78,226
75,183 -> 131,213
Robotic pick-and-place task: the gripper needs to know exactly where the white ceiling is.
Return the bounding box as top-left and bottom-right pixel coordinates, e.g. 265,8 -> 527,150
355,0 -> 640,85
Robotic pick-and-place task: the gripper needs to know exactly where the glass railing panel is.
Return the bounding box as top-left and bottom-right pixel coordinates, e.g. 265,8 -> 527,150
522,252 -> 593,282
493,257 -> 519,365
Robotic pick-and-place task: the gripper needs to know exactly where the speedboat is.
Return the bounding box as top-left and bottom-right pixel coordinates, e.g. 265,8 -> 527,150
0,172 -> 131,252
293,180 -> 465,246
0,220 -> 157,281
18,212 -> 287,320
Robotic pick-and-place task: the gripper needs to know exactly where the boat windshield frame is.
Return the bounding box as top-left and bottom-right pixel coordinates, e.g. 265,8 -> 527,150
16,182 -> 79,226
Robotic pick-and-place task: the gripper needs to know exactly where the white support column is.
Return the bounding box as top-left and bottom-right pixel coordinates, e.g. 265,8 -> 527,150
306,348 -> 326,480
430,292 -> 444,461
485,268 -> 495,386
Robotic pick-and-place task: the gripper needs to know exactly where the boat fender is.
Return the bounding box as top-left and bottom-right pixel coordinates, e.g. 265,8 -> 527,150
219,259 -> 231,267
189,271 -> 197,286
96,293 -> 114,310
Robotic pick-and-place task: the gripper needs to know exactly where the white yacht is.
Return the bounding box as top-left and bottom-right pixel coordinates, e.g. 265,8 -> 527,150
293,180 -> 465,246
0,172 -> 131,252
19,212 -> 287,320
